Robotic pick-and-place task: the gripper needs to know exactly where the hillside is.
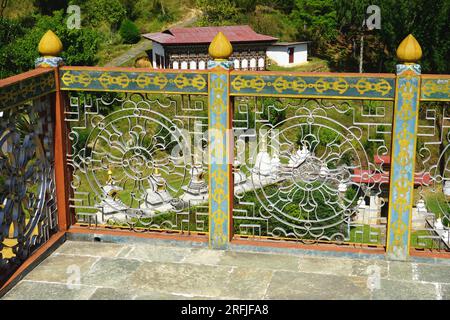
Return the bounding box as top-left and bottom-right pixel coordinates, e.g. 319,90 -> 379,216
1,0 -> 448,75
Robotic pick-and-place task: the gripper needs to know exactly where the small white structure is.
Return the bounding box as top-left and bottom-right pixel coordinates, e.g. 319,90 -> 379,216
288,145 -> 310,168
266,42 -> 309,68
353,196 -> 382,225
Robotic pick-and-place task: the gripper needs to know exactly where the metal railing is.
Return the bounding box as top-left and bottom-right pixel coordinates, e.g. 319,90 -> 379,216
1,32 -> 450,288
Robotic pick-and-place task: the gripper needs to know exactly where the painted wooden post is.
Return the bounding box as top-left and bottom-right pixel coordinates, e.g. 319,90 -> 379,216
208,32 -> 233,249
35,30 -> 71,231
386,34 -> 422,260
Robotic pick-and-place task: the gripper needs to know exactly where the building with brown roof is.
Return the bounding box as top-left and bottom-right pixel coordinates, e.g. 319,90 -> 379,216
142,25 -> 309,70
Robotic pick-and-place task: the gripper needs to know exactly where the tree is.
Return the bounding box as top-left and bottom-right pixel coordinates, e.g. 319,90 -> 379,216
0,10 -> 101,78
334,0 -> 450,73
290,0 -> 338,57
34,0 -> 70,15
119,19 -> 140,44
196,0 -> 241,26
70,0 -> 126,30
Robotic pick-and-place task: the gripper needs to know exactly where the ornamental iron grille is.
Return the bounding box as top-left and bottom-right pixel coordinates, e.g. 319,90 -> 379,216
65,92 -> 209,233
412,101 -> 450,251
0,96 -> 57,284
232,97 -> 393,245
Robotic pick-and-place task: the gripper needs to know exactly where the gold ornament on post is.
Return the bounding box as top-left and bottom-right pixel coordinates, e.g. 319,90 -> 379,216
396,34 -> 422,64
208,32 -> 233,61
35,30 -> 64,68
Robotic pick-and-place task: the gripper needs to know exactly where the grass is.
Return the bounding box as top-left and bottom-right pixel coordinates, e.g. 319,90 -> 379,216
267,57 -> 330,73
410,230 -> 438,250
349,225 -> 383,245
97,42 -> 139,67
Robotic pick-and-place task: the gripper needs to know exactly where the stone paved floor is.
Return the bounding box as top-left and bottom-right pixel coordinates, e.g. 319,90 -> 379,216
2,240 -> 450,300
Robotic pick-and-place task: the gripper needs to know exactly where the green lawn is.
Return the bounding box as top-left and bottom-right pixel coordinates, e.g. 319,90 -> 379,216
410,230 -> 438,249
267,57 -> 330,73
349,225 -> 383,245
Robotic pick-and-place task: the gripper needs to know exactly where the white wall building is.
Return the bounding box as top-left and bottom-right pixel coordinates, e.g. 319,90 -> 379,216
266,42 -> 309,68
143,26 -> 309,71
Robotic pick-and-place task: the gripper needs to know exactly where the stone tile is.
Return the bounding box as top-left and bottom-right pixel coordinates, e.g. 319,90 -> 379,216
135,292 -> 216,300
125,261 -> 233,298
351,259 -> 389,278
416,263 -> 450,284
221,267 -> 273,299
298,257 -> 353,276
265,271 -> 371,300
89,287 -> 136,300
55,241 -> 130,258
24,254 -> 98,283
81,257 -> 143,288
119,244 -> 191,263
388,261 -> 414,281
183,248 -> 224,265
218,251 -> 299,271
438,284 -> 450,300
2,281 -> 96,300
371,279 -> 437,300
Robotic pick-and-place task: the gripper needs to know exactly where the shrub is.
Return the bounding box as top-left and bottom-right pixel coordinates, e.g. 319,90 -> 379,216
119,19 -> 140,44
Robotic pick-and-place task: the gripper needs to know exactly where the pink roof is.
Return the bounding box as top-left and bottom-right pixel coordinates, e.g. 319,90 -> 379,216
374,155 -> 391,165
142,25 -> 278,45
352,169 -> 431,186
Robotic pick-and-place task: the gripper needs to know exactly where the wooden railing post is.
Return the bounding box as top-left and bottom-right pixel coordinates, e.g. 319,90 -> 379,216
386,34 -> 422,260
207,32 -> 234,249
35,30 -> 71,231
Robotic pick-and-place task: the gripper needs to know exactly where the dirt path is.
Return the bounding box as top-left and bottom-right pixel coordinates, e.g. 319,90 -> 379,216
104,8 -> 202,67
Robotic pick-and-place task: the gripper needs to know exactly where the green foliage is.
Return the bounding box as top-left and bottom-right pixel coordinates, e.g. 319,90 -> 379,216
70,0 -> 126,30
249,5 -> 297,41
334,0 -> 450,73
34,0 -> 70,15
0,10 -> 101,77
291,0 -> 337,41
196,0 -> 240,26
236,182 -> 347,240
119,19 -> 141,44
261,98 -> 286,127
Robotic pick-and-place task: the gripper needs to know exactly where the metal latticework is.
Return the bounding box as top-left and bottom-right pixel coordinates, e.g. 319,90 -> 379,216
65,92 -> 209,234
232,97 -> 393,246
0,95 -> 57,285
411,101 -> 450,251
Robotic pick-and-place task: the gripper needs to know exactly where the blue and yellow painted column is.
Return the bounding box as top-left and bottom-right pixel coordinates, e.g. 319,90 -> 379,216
387,34 -> 422,260
208,32 -> 233,249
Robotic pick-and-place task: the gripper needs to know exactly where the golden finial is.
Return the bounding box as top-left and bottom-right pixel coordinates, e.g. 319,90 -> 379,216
208,32 -> 233,60
38,30 -> 63,57
396,34 -> 422,63
135,56 -> 153,68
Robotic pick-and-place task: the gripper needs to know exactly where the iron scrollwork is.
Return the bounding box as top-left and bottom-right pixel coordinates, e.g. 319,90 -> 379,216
0,96 -> 57,284
233,97 -> 393,245
66,92 -> 209,233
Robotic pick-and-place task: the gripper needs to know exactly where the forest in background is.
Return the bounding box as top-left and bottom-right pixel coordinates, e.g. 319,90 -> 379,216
196,0 -> 449,74
0,0 -> 449,78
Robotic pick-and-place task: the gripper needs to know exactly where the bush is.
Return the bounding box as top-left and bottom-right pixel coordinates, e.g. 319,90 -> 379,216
119,19 -> 140,44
